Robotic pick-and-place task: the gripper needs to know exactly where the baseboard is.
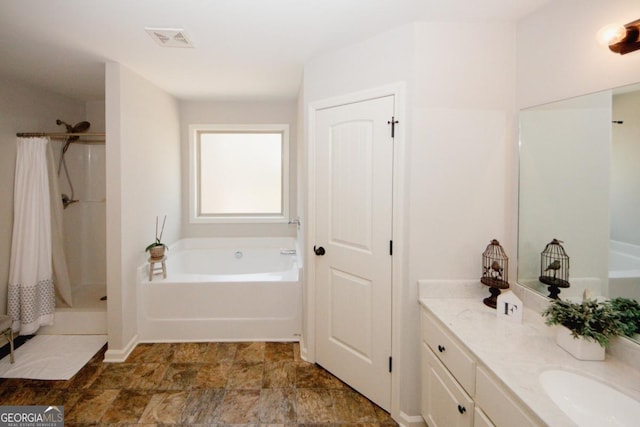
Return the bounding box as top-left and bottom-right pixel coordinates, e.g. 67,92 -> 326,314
299,341 -> 311,363
396,411 -> 426,427
103,334 -> 138,363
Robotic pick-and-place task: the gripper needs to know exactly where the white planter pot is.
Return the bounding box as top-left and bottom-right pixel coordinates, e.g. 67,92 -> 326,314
556,325 -> 605,361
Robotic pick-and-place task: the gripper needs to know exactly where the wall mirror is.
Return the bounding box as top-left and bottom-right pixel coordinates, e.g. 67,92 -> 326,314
518,82 -> 640,344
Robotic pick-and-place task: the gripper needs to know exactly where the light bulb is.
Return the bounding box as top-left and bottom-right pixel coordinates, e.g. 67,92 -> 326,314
597,23 -> 627,46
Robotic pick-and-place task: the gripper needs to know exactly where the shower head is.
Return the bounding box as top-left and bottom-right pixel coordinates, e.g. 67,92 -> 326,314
72,121 -> 91,133
56,119 -> 91,135
57,119 -> 91,153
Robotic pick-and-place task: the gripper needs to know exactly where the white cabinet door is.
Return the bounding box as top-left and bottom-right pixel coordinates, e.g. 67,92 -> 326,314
421,309 -> 476,395
476,367 -> 542,427
474,408 -> 495,427
421,342 -> 474,427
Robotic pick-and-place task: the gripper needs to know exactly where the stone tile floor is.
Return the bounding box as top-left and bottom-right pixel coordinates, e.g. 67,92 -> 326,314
0,341 -> 398,426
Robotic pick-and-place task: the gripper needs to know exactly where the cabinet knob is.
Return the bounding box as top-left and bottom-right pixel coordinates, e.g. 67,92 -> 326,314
438,345 -> 446,353
457,405 -> 466,414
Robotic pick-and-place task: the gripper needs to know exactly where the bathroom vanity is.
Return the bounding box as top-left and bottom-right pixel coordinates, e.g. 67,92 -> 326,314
419,280 -> 640,427
421,306 -> 541,426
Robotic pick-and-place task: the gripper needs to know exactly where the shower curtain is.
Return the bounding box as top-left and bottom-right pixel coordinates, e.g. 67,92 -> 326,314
7,137 -> 72,335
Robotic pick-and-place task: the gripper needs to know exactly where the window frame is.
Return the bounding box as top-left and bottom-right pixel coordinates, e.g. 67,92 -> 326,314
188,123 -> 290,223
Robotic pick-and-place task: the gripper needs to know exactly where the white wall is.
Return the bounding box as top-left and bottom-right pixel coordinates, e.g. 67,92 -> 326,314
86,101 -> 106,132
179,99 -> 298,238
296,84 -> 307,353
407,21 -> 516,418
611,90 -> 640,246
303,25 -> 414,103
303,21 -> 515,421
409,21 -> 516,277
517,0 -> 640,109
105,63 -> 181,359
0,77 -> 85,314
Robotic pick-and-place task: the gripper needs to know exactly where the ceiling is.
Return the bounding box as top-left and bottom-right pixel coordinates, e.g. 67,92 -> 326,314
0,0 -> 552,102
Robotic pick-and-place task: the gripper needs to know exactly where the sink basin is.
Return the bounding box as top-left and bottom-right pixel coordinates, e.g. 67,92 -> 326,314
539,370 -> 640,426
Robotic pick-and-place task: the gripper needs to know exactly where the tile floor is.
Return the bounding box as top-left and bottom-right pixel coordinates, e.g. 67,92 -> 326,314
0,341 -> 398,427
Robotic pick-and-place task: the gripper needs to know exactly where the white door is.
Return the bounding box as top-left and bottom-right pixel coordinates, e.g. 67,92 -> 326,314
314,95 -> 394,410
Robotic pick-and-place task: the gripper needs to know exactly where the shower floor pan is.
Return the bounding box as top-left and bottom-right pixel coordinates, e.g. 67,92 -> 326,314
39,284 -> 107,335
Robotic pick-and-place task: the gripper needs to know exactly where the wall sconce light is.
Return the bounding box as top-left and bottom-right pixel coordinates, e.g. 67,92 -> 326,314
598,19 -> 640,55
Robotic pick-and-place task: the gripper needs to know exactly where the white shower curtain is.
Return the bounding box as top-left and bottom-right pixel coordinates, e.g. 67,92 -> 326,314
7,137 -> 56,334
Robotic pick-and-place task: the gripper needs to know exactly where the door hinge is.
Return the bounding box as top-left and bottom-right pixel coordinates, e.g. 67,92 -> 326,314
387,116 -> 399,138
389,240 -> 393,256
389,356 -> 393,373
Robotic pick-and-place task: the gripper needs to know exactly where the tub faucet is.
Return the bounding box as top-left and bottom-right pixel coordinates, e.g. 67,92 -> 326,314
288,217 -> 301,229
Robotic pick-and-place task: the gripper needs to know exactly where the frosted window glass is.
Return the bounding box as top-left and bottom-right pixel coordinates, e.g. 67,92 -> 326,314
198,132 -> 283,215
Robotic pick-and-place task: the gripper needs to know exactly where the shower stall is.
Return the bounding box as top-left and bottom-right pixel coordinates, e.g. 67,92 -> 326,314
33,119 -> 107,335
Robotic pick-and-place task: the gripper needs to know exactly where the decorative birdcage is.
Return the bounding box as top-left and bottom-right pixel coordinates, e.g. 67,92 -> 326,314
539,238 -> 570,299
481,239 -> 510,309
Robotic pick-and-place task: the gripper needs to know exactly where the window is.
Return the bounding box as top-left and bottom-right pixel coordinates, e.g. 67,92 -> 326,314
189,124 -> 289,223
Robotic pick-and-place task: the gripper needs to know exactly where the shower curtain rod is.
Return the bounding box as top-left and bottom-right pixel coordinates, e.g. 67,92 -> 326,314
16,132 -> 105,138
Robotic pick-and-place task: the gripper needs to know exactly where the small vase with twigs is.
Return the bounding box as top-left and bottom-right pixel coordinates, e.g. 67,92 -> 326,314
145,215 -> 168,259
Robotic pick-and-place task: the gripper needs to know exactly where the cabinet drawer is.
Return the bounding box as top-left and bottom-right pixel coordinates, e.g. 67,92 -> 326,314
421,342 -> 474,427
473,408 -> 494,427
421,309 -> 476,395
476,367 -> 542,427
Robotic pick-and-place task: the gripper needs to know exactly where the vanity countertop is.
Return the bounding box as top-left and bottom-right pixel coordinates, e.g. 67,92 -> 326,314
418,280 -> 640,427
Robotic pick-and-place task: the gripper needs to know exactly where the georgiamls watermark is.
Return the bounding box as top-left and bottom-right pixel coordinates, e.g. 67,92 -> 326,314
0,406 -> 64,427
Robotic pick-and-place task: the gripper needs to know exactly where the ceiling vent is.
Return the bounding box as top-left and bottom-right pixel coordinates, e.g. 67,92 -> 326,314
145,27 -> 193,48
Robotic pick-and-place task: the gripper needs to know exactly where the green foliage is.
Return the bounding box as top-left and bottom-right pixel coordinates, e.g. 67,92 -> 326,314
610,297 -> 640,338
145,239 -> 167,252
542,298 -> 623,348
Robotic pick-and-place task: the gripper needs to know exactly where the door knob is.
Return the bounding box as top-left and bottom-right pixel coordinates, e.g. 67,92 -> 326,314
314,245 -> 326,256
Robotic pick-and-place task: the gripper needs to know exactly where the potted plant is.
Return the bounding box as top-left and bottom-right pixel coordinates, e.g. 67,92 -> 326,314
541,298 -> 623,360
145,215 -> 168,260
610,297 -> 640,338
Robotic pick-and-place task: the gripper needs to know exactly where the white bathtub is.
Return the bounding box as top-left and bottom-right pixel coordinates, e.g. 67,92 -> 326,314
609,240 -> 640,300
137,237 -> 301,342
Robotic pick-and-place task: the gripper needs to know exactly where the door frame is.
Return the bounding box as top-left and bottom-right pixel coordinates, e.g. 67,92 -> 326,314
304,82 -> 406,421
